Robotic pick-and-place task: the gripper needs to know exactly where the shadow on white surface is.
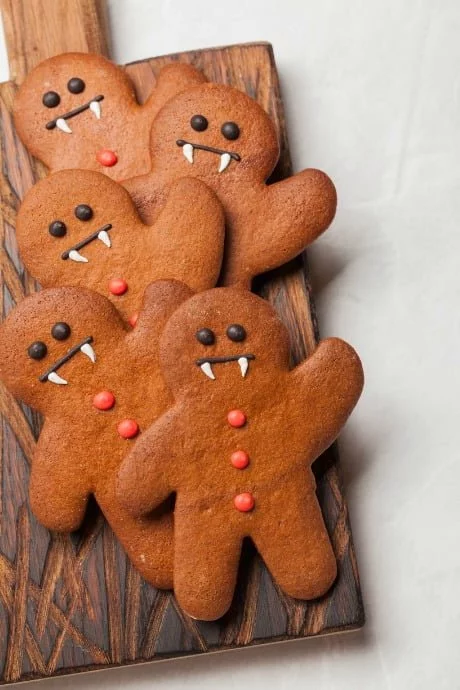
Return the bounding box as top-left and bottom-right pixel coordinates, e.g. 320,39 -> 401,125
33,627 -> 374,690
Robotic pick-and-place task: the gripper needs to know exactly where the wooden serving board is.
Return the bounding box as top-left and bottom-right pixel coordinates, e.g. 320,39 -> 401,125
0,2 -> 363,685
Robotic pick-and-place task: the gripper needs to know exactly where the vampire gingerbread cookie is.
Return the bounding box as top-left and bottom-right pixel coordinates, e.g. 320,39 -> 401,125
13,52 -> 206,180
117,288 -> 364,620
124,82 -> 337,287
0,281 -> 195,589
16,169 -> 224,323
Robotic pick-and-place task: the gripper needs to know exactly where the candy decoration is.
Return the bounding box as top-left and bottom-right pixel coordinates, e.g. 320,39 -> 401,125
51,321 -> 71,340
117,419 -> 139,439
109,278 -> 128,296
233,492 -> 255,512
227,409 -> 246,428
96,149 -> 118,167
230,450 -> 249,469
93,390 -> 115,411
67,77 -> 85,94
128,312 -> 139,328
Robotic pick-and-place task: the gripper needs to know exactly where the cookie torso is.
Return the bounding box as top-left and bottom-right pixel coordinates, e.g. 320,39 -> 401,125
173,379 -> 315,515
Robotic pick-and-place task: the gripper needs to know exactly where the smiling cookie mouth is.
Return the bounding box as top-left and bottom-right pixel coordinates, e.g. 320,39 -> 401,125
46,95 -> 104,134
39,336 -> 96,385
61,223 -> 112,262
176,139 -> 241,173
196,354 -> 255,380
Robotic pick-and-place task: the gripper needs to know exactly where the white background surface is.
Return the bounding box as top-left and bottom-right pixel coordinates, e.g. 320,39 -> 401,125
1,1 -> 460,688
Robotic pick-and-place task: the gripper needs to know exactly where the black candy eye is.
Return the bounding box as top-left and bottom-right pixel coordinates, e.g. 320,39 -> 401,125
190,114 -> 208,132
28,341 -> 47,360
51,322 -> 71,341
49,220 -> 67,238
75,204 -> 93,221
226,324 -> 246,342
196,328 -> 215,346
42,91 -> 61,108
221,122 -> 240,140
67,77 -> 85,94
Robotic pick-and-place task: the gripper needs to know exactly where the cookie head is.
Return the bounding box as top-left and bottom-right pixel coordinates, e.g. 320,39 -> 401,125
14,52 -> 138,163
0,287 -> 126,409
17,169 -> 139,285
159,288 -> 290,394
150,83 -> 279,183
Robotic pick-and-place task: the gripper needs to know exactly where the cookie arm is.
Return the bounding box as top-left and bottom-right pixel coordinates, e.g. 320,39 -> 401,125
145,64 -> 207,120
127,280 -> 193,353
223,169 -> 336,287
150,178 -> 225,291
117,408 -> 181,517
29,423 -> 91,532
123,174 -> 167,225
290,338 -> 364,460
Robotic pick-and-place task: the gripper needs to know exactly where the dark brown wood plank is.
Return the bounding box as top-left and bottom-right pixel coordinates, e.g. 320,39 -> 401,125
0,5 -> 363,680
0,0 -> 109,84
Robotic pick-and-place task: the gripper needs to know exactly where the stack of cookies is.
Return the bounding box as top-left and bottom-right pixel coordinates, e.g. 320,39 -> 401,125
0,52 -> 364,621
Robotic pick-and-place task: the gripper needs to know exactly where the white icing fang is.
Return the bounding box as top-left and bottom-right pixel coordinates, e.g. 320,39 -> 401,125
218,153 -> 231,173
68,249 -> 88,263
200,361 -> 215,380
80,342 -> 96,363
56,118 -> 72,134
47,371 -> 68,385
183,143 -> 194,164
89,100 -> 101,119
97,229 -> 111,247
238,356 -> 249,378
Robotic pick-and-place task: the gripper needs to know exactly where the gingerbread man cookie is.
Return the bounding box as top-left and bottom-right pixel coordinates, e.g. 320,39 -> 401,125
117,288 -> 364,620
16,169 -> 224,323
0,281 -> 194,588
125,83 -> 337,287
14,52 -> 206,180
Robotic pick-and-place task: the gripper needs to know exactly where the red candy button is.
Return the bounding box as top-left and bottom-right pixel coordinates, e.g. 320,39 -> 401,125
93,390 -> 115,411
128,312 -> 139,328
227,409 -> 246,428
230,450 -> 249,469
96,149 -> 118,167
117,419 -> 139,439
109,278 -> 128,296
234,492 -> 255,512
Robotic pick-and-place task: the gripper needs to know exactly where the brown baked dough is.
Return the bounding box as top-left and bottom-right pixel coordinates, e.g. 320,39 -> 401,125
117,287 -> 364,619
16,170 -> 224,322
125,83 -> 337,287
14,52 -> 206,180
0,282 -> 194,588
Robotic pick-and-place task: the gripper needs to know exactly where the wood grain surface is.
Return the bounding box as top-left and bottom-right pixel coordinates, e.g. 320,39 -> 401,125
0,0 -> 110,83
0,2 -> 363,684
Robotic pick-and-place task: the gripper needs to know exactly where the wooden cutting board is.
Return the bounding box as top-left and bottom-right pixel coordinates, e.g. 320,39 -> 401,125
0,0 -> 364,684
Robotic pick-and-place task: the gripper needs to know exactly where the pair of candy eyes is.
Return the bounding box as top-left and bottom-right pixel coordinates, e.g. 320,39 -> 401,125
190,115 -> 240,141
29,322 -> 243,359
49,204 -> 93,238
196,324 -> 246,345
42,77 -> 85,108
28,322 -> 72,360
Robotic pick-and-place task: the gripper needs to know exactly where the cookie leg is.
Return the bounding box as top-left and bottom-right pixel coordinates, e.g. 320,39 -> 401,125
96,483 -> 174,590
29,463 -> 89,533
108,509 -> 174,590
174,507 -> 242,620
252,484 -> 337,600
